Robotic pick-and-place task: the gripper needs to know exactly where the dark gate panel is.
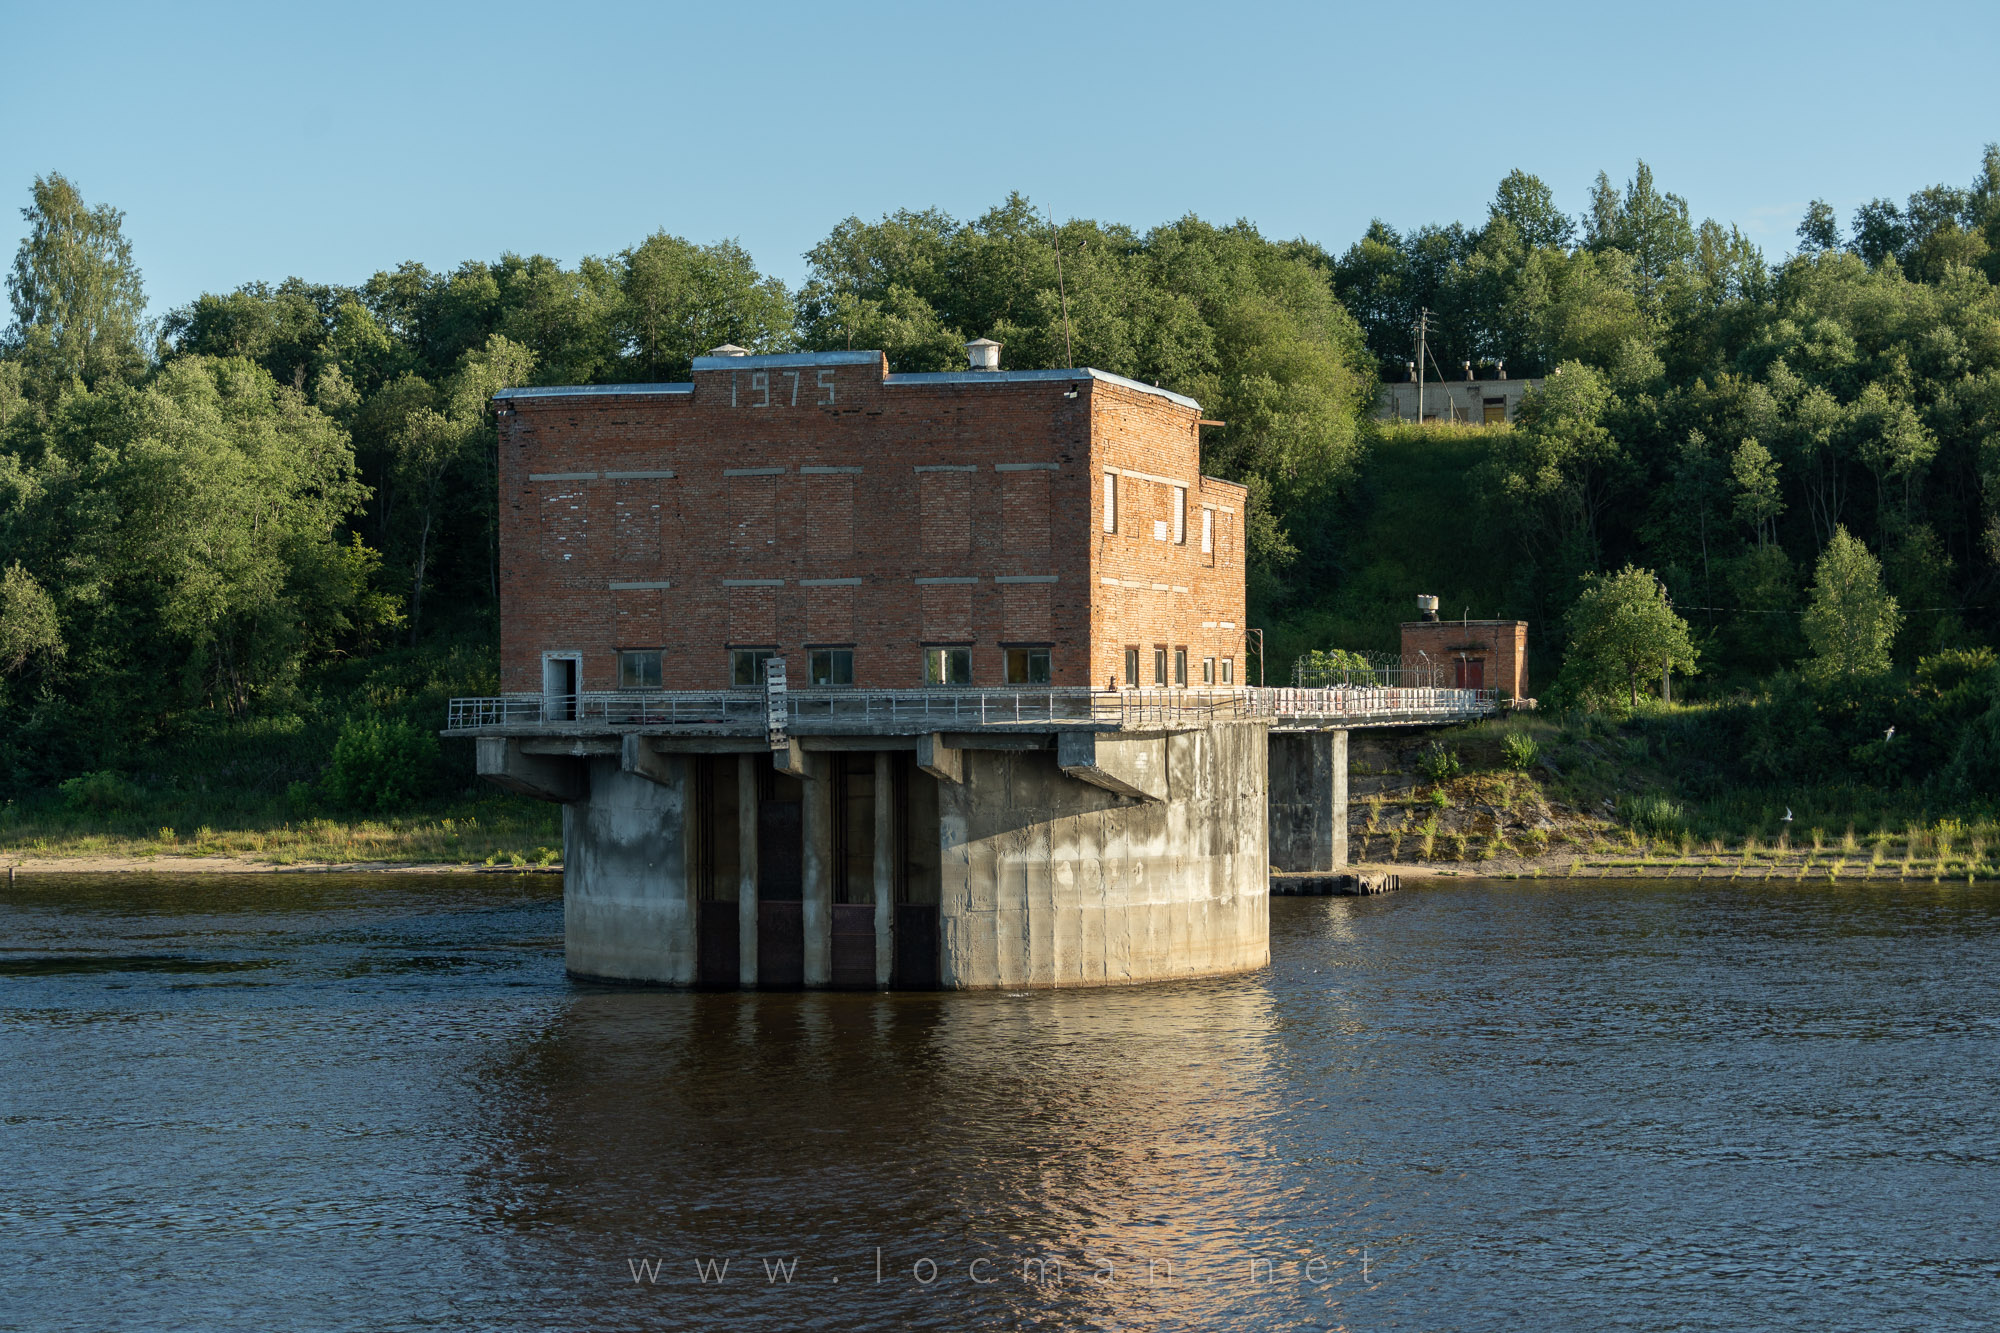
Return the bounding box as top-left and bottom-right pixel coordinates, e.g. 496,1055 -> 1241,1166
1456,657 -> 1486,690
830,903 -> 876,989
758,900 -> 805,988
696,899 -> 739,988
759,801 -> 803,900
894,904 -> 939,989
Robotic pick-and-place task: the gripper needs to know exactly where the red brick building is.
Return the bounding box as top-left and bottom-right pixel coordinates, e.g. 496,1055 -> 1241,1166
1399,615 -> 1529,700
494,347 -> 1248,701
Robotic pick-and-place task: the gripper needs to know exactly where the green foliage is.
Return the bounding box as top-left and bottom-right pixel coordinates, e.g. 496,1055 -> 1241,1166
322,717 -> 439,812
1558,565 -> 1699,709
1624,794 -> 1688,840
0,561 -> 62,672
1801,526 -> 1901,684
1416,740 -> 1461,782
1293,648 -> 1377,686
4,173 -> 149,389
58,769 -> 143,812
1502,730 -> 1540,771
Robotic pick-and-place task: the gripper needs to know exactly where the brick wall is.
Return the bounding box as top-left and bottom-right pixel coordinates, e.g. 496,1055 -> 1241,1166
495,353 -> 1247,693
1398,620 -> 1529,699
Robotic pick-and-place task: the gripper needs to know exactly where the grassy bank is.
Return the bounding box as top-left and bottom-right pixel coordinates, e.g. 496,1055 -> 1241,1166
0,791 -> 562,868
1348,710 -> 2000,881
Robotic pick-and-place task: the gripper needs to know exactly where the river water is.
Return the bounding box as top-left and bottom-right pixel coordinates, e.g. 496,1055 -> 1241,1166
3,873 -> 1996,1332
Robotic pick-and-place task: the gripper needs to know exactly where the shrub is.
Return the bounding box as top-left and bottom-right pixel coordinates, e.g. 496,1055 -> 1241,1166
323,718 -> 439,812
1626,793 -> 1688,840
59,770 -> 144,813
1416,740 -> 1461,782
1502,731 -> 1540,771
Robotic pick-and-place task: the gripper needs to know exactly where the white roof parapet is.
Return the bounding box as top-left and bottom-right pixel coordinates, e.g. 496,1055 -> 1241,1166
495,359 -> 1202,412
495,382 -> 692,399
887,367 -> 1200,412
690,350 -> 884,371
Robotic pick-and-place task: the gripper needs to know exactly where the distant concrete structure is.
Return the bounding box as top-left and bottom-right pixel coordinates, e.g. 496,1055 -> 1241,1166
1377,376 -> 1541,425
1401,598 -> 1530,701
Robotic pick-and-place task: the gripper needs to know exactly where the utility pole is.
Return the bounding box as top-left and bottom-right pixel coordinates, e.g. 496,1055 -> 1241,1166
1415,307 -> 1430,426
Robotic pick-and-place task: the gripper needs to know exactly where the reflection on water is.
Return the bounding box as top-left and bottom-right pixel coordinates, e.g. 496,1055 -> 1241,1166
4,874 -> 1997,1331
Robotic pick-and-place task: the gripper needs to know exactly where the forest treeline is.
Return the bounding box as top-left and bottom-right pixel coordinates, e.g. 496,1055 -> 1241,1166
2,152 -> 1999,808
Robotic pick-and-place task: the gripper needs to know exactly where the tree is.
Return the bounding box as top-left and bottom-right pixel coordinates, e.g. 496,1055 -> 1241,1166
1730,437 -> 1783,545
1489,169 -> 1575,251
1558,565 -> 1699,709
1797,200 -> 1840,253
0,562 -> 62,673
4,173 -> 149,388
1801,526 -> 1901,684
614,233 -> 791,380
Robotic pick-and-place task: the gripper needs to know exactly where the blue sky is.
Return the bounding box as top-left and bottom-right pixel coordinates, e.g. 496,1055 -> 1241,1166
4,0 -> 1994,320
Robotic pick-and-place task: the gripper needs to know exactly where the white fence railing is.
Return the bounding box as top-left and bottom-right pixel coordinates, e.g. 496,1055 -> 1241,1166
446,685 -> 1497,733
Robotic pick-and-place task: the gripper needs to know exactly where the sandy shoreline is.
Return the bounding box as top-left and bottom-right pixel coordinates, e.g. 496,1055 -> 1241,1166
1,855 -> 559,875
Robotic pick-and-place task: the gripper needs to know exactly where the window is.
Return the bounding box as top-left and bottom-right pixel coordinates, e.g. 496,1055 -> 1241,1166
1221,657 -> 1234,685
1174,648 -> 1187,687
924,647 -> 972,685
618,650 -> 662,690
730,648 -> 775,688
808,648 -> 854,687
1202,656 -> 1215,685
1005,647 -> 1051,685
1102,471 -> 1118,533
1123,647 -> 1139,687
1201,507 -> 1213,554
1153,647 -> 1167,686
1173,486 -> 1186,544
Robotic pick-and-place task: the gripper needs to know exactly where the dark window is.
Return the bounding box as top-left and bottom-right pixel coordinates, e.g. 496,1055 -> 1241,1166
1202,656 -> 1215,685
924,647 -> 972,686
730,648 -> 776,688
1123,647 -> 1139,687
618,650 -> 661,690
1222,658 -> 1234,685
1173,648 -> 1187,687
809,648 -> 854,687
1153,647 -> 1168,686
1005,648 -> 1051,685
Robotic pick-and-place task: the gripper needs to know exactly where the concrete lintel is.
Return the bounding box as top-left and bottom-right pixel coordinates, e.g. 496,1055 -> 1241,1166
772,739 -> 812,779
1056,731 -> 1166,802
636,736 -> 771,753
619,733 -> 677,785
938,732 -> 1053,751
799,735 -> 919,752
916,734 -> 962,783
477,737 -> 585,803
519,737 -> 619,757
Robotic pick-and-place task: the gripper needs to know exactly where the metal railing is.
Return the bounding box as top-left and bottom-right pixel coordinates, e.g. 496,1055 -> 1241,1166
446,684 -> 1498,734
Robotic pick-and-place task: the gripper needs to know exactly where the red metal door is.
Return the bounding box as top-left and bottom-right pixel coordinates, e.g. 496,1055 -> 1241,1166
1456,657 -> 1485,689
829,903 -> 876,989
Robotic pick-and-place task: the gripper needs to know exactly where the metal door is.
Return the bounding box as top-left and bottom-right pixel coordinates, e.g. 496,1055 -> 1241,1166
1456,657 -> 1486,689
893,904 -> 939,989
696,900 -> 738,987
829,903 -> 876,989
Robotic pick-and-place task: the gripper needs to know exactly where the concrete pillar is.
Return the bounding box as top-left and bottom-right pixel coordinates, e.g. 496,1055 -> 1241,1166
1267,730 -> 1349,873
562,757 -> 691,984
737,753 -> 759,988
873,751 -> 894,988
800,750 -> 832,987
1330,729 -> 1349,869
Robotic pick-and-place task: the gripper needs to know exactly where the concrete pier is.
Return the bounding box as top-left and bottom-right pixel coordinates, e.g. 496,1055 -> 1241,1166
481,719 -> 1272,989
1266,730 -> 1349,873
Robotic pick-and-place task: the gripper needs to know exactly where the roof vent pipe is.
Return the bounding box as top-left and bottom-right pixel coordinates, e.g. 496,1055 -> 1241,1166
1417,594 -> 1440,622
708,343 -> 749,357
966,337 -> 1001,371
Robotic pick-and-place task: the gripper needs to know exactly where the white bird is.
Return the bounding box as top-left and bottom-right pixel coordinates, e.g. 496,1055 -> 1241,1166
1782,807 -> 1794,823
1884,726 -> 1897,741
